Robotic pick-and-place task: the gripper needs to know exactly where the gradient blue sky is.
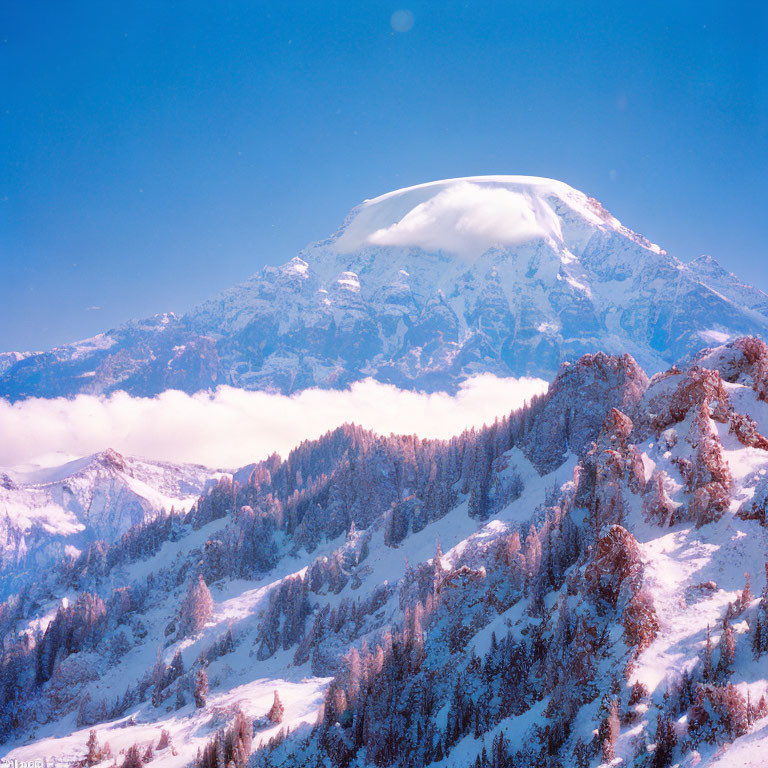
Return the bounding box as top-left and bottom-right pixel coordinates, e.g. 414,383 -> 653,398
2,0 -> 766,351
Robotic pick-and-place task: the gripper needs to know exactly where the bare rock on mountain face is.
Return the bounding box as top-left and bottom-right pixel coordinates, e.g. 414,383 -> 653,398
646,366 -> 732,435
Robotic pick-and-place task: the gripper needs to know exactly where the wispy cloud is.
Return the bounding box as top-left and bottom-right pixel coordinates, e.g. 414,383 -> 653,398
0,375 -> 548,469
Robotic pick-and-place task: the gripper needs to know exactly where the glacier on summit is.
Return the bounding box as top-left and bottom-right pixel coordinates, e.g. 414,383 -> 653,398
2,176 -> 766,400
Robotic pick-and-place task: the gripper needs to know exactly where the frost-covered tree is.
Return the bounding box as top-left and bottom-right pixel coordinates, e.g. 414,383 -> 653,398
167,649 -> 184,685
157,730 -> 171,750
601,698 -> 620,762
121,744 -> 144,768
178,575 -> 214,637
194,667 -> 209,709
256,575 -> 310,659
196,709 -> 252,768
703,624 -> 714,682
267,690 -> 284,724
86,729 -> 101,766
716,621 -> 736,680
688,683 -> 749,745
652,711 -> 677,768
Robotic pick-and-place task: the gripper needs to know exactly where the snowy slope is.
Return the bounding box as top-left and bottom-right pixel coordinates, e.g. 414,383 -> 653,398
2,338 -> 768,767
2,177 -> 767,400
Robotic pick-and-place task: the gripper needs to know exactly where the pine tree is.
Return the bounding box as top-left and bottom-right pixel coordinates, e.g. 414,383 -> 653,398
523,525 -> 542,580
231,709 -> 253,768
194,667 -> 209,709
150,647 -> 165,689
86,729 -> 101,766
409,602 -> 425,670
753,615 -> 764,659
218,627 -> 235,656
344,648 -> 362,706
717,622 -> 736,679
652,712 -> 677,768
168,649 -> 184,683
179,574 -> 215,637
741,572 -> 753,610
703,624 -> 714,682
215,732 -> 226,768
121,745 -> 144,768
572,737 -> 590,768
267,690 -> 284,724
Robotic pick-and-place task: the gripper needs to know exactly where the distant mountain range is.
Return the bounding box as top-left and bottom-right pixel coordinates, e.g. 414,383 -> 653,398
2,175 -> 767,400
0,449 -> 221,588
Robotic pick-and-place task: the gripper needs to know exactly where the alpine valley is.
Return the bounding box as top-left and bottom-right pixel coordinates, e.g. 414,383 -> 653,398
2,178 -> 768,768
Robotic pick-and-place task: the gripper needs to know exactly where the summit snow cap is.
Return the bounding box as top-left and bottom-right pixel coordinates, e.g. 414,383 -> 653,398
332,175 -> 659,258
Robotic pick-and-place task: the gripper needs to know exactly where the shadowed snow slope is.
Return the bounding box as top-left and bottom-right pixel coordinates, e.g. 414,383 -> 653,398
2,177 -> 767,399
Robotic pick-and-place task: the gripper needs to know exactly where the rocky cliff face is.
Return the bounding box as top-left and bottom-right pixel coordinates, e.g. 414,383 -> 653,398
2,177 -> 767,400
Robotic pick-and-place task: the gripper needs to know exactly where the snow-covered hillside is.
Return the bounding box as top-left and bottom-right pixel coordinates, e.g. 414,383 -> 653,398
0,450 -> 222,590
3,337 -> 768,767
2,177 -> 767,400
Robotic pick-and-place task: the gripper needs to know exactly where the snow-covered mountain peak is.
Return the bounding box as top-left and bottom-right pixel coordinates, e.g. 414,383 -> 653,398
1,176 -> 766,399
330,175 -> 661,259
283,256 -> 310,276
0,451 -> 223,578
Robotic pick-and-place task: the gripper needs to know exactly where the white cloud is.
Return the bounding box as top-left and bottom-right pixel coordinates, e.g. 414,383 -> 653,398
336,181 -> 564,257
0,375 -> 548,470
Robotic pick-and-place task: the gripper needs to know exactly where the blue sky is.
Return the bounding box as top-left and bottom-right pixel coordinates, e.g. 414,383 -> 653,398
2,0 -> 766,351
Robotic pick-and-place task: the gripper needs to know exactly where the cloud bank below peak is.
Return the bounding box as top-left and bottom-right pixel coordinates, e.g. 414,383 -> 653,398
0,375 -> 548,469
